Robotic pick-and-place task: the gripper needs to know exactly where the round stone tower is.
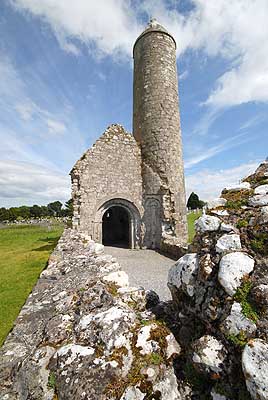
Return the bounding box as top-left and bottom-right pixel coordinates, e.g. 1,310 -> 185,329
133,19 -> 188,249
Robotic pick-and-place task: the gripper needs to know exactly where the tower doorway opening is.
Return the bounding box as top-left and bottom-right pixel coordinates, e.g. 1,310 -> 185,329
102,206 -> 130,248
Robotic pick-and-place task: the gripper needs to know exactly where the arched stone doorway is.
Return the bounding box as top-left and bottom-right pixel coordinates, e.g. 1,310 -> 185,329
102,206 -> 130,247
94,198 -> 141,249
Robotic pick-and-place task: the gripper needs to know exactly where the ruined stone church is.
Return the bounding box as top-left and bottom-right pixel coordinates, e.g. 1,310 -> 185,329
71,20 -> 188,251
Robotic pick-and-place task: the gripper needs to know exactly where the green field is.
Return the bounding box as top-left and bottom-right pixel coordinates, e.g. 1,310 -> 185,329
0,224 -> 63,346
187,211 -> 201,242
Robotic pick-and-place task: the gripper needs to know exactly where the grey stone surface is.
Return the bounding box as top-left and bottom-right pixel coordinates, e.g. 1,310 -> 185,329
254,184 -> 268,195
71,124 -> 143,249
0,230 -> 181,400
249,194 -> 268,207
163,161 -> 268,398
192,335 -> 227,375
105,246 -> 174,301
168,253 -> 198,297
218,252 -> 255,295
221,302 -> 256,337
70,20 -> 188,254
242,339 -> 268,400
195,214 -> 221,232
207,198 -> 227,209
259,206 -> 268,224
215,233 -> 241,254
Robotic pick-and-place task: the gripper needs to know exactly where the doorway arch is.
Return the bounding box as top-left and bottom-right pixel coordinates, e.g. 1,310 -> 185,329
94,198 -> 141,249
102,206 -> 130,247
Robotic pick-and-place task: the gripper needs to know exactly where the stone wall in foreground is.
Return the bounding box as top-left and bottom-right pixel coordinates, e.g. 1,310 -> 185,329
160,161 -> 268,400
0,230 -> 182,400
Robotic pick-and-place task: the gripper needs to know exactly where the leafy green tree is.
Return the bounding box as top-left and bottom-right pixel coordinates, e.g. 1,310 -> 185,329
187,192 -> 205,210
0,208 -> 9,221
47,201 -> 62,217
8,208 -> 19,221
18,206 -> 31,219
63,199 -> 73,217
40,206 -> 48,217
30,205 -> 42,218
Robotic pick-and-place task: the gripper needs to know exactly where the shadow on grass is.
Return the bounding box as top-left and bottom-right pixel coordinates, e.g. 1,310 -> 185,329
33,236 -> 61,252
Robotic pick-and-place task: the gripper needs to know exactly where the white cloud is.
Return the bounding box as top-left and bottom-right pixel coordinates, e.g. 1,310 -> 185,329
10,0 -> 142,59
238,114 -> 266,132
166,0 -> 268,107
179,70 -> 189,81
0,56 -> 68,138
15,102 -> 34,121
0,160 -> 70,207
185,131 -> 251,168
46,118 -> 66,135
185,161 -> 259,201
10,0 -> 268,107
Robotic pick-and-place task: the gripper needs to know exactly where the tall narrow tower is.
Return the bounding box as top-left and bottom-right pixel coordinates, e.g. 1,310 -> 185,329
133,19 -> 188,248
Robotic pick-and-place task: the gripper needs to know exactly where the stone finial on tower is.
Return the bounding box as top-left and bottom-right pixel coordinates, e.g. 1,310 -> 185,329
149,18 -> 158,28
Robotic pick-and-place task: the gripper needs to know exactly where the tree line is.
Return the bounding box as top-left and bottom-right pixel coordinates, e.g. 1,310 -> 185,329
0,199 -> 73,222
0,192 -> 204,222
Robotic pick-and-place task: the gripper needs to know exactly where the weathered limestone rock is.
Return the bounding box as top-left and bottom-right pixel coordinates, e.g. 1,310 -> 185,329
220,222 -> 235,232
207,198 -> 227,209
210,389 -> 228,400
221,302 -> 256,337
242,339 -> 268,400
192,335 -> 226,375
249,194 -> 268,207
218,252 -> 255,295
224,182 -> 251,191
259,206 -> 268,224
168,253 -> 198,297
103,270 -> 129,287
0,230 -> 181,400
254,184 -> 268,195
211,209 -> 229,216
251,284 -> 268,306
215,233 -> 242,253
195,214 -> 221,232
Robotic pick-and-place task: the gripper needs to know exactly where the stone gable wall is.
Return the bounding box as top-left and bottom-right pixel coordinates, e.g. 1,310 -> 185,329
71,124 -> 143,246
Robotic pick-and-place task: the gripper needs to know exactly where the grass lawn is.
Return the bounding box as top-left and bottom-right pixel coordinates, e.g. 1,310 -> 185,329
187,211 -> 201,243
0,224 -> 63,346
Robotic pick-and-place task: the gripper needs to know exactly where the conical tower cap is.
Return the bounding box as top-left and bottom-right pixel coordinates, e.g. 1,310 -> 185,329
133,19 -> 176,55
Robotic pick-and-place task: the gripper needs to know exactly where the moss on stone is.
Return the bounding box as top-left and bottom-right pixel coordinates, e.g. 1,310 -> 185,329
234,280 -> 259,323
227,331 -> 248,347
222,189 -> 252,202
236,219 -> 249,229
250,232 -> 268,255
149,321 -> 170,359
109,346 -> 128,368
47,371 -> 57,390
104,322 -> 169,398
147,353 -> 163,365
105,282 -> 119,297
225,199 -> 248,209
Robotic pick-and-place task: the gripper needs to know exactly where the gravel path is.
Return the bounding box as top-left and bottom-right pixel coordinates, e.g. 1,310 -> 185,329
104,246 -> 175,301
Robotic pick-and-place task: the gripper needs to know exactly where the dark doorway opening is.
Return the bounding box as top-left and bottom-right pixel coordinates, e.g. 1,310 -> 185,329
102,206 -> 130,248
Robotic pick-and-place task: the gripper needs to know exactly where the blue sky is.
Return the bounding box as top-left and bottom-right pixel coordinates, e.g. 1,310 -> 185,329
0,0 -> 267,207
